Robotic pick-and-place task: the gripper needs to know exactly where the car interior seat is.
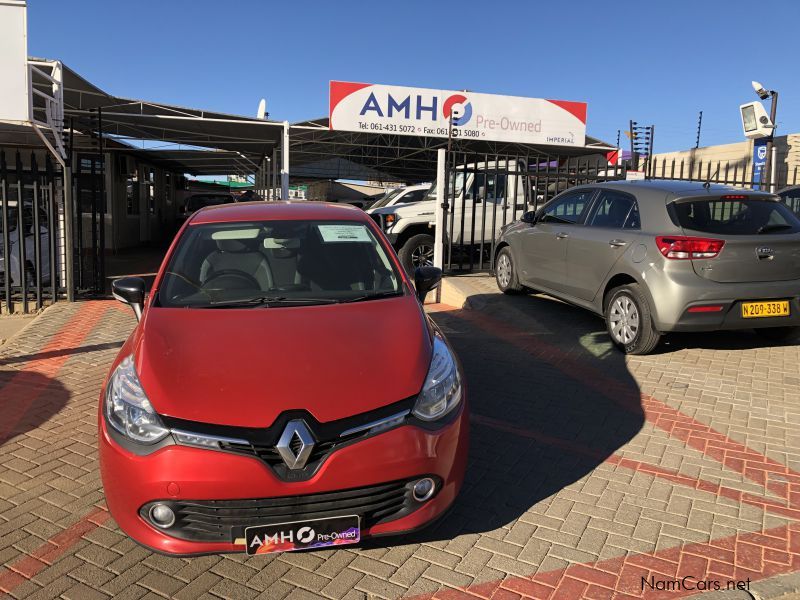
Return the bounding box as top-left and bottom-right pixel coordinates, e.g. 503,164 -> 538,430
199,238 -> 274,290
297,234 -> 374,292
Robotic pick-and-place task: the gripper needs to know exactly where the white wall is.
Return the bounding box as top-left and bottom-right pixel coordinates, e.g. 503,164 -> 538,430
0,1 -> 30,123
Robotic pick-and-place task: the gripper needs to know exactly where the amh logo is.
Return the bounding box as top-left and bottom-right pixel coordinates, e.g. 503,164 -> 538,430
443,94 -> 472,126
357,90 -> 472,126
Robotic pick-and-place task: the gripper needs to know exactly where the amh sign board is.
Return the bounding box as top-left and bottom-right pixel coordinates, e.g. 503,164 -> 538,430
329,81 -> 587,147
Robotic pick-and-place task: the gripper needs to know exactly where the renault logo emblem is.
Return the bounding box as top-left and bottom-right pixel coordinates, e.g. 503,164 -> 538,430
275,420 -> 315,470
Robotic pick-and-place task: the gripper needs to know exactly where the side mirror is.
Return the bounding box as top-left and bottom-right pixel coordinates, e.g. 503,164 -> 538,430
521,211 -> 538,224
414,266 -> 442,303
112,277 -> 146,321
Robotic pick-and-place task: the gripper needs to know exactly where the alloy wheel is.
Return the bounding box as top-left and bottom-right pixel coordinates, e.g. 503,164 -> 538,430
411,244 -> 434,267
609,294 -> 640,345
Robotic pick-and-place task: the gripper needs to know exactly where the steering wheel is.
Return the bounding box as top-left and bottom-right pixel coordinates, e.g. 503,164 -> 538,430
164,270 -> 213,301
203,270 -> 261,289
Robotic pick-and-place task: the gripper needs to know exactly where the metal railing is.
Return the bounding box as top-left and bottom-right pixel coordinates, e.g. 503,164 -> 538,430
0,149 -> 68,314
442,153 -> 628,272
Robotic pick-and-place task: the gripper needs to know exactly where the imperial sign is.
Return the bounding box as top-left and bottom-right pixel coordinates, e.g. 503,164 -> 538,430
329,81 -> 587,147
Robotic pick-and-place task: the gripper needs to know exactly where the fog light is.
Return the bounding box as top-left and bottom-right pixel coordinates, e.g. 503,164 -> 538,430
149,503 -> 176,528
412,478 -> 436,502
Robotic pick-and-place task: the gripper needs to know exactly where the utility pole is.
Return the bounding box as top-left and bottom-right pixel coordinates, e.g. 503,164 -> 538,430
751,81 -> 779,191
695,111 -> 703,149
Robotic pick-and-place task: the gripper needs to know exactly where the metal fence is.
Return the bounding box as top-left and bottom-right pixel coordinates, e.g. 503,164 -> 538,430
0,149 -> 67,314
646,155 -> 800,190
442,153 -> 628,272
441,151 -> 800,273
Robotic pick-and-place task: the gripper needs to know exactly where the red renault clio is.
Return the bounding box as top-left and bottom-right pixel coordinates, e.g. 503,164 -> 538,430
100,202 -> 468,556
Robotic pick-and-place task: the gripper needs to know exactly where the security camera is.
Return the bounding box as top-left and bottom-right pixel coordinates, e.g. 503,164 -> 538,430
751,81 -> 770,100
740,101 -> 773,139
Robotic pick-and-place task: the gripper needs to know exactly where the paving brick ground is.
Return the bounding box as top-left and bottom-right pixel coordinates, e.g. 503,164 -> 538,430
1,276 -> 800,599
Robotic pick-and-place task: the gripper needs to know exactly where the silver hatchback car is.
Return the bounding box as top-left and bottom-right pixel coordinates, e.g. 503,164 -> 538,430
495,180 -> 800,354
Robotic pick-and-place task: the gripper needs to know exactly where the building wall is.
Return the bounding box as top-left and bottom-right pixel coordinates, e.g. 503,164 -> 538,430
649,134 -> 800,188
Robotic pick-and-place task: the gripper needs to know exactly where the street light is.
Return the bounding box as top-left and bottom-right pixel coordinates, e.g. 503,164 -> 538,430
751,80 -> 779,191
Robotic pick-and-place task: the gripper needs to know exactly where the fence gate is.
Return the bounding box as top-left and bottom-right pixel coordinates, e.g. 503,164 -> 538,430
442,152 -> 627,272
0,149 -> 67,314
72,153 -> 106,295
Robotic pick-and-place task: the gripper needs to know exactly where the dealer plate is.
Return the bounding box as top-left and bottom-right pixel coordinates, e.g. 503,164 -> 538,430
244,515 -> 360,555
741,300 -> 790,319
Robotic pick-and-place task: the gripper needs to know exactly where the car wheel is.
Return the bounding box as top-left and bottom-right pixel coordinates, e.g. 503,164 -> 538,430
605,284 -> 661,355
754,326 -> 800,344
495,247 -> 522,294
398,234 -> 435,274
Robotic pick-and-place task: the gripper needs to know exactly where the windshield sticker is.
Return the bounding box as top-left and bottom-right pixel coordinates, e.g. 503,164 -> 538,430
211,229 -> 260,240
317,224 -> 371,243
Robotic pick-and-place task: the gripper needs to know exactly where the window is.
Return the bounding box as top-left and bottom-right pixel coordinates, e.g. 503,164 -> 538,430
779,188 -> 800,216
157,220 -> 402,308
588,191 -> 639,229
539,190 -> 594,224
126,172 -> 139,215
146,169 -> 156,215
670,197 -> 800,235
397,189 -> 427,204
165,173 -> 173,205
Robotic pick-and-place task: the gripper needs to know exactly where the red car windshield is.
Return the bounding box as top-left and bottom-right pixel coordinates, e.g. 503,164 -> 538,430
156,220 -> 403,308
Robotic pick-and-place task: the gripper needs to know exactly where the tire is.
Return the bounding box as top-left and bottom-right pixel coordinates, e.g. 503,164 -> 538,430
495,247 -> 523,294
754,326 -> 800,344
605,284 -> 661,355
398,234 -> 435,274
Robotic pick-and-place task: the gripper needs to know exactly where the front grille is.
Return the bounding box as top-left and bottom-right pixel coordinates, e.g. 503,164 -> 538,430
140,478 -> 425,542
162,398 -> 416,482
217,429 -> 363,476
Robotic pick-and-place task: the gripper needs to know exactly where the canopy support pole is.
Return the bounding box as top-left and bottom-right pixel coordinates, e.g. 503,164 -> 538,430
281,121 -> 290,200
434,148 -> 446,271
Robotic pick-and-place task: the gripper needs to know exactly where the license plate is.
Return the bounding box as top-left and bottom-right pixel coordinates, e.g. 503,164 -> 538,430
244,515 -> 360,555
741,300 -> 790,319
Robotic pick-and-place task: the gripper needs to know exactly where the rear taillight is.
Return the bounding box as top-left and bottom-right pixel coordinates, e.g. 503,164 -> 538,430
656,236 -> 725,260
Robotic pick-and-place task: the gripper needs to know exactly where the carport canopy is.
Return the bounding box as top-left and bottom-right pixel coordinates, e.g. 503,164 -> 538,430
55,62 -> 615,182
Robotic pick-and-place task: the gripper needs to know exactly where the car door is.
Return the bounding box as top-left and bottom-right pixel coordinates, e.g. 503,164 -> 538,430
516,188 -> 595,292
565,189 -> 640,301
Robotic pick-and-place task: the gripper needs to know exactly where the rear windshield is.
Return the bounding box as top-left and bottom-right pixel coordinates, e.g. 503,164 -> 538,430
670,197 -> 800,235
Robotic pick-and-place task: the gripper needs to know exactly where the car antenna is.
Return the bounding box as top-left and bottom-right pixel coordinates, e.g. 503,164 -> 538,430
703,165 -> 720,189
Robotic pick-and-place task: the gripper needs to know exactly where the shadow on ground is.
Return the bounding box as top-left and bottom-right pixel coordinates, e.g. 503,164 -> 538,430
0,370 -> 70,447
374,290 -> 647,546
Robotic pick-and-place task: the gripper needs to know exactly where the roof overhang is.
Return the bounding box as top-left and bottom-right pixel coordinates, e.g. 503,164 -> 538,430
7,61 -> 617,181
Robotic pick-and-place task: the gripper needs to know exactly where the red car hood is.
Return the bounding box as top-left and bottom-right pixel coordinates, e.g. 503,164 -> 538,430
133,295 -> 431,427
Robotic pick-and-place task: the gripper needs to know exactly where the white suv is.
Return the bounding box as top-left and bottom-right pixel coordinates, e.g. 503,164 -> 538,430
370,161 -> 531,272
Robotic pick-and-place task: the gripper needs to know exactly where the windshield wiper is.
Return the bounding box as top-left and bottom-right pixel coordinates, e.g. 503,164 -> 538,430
758,224 -> 794,234
205,296 -> 339,308
339,291 -> 404,304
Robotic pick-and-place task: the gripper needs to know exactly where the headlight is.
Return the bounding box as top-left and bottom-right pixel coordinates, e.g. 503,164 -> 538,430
104,355 -> 169,444
413,336 -> 462,421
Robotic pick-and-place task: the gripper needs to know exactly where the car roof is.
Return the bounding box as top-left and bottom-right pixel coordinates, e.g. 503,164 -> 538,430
573,179 -> 776,199
189,201 -> 366,225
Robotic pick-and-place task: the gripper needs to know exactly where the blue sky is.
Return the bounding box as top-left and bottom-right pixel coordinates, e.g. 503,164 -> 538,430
28,0 -> 799,153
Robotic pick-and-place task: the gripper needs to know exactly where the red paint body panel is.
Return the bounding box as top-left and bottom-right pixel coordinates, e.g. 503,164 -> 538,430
135,296 -> 430,426
99,202 -> 468,554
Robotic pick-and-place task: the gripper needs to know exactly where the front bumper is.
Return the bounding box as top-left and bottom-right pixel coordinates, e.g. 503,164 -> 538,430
99,402 -> 468,556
